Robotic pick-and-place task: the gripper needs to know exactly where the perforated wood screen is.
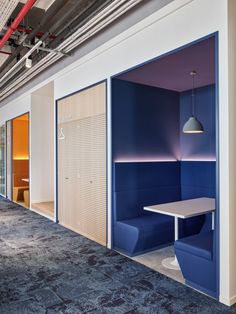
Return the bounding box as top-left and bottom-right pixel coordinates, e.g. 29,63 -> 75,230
57,82 -> 107,246
6,120 -> 11,200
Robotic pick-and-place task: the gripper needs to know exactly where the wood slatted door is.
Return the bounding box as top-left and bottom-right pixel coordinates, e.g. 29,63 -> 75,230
6,120 -> 12,200
57,82 -> 107,246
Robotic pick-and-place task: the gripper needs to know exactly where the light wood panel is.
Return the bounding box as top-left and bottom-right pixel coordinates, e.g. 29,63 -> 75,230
12,160 -> 29,187
58,83 -> 106,124
57,82 -> 107,246
31,202 -> 54,218
11,113 -> 29,209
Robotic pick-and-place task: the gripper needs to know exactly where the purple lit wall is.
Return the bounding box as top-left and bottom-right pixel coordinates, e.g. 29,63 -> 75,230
112,79 -> 180,162
180,85 -> 216,160
112,80 -> 215,162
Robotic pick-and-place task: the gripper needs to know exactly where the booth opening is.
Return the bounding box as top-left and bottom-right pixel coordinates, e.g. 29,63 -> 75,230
12,113 -> 29,208
111,35 -> 218,298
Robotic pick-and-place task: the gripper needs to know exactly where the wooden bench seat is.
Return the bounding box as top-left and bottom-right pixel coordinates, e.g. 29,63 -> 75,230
13,186 -> 29,202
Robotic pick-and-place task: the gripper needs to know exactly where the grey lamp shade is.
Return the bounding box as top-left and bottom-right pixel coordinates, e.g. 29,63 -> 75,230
182,116 -> 204,133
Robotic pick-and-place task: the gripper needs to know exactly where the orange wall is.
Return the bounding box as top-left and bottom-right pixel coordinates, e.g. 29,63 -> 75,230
12,118 -> 29,160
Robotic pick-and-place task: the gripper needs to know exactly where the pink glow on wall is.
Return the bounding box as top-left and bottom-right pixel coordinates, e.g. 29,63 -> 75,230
180,157 -> 216,161
114,157 -> 177,163
114,156 -> 216,163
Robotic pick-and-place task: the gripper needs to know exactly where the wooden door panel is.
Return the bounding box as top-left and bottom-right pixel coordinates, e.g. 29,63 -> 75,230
58,82 -> 106,245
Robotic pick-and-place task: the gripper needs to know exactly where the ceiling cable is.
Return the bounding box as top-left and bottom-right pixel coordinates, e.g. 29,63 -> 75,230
0,0 -> 142,100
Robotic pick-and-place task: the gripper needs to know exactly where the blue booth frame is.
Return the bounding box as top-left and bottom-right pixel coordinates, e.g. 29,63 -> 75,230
110,32 -> 219,299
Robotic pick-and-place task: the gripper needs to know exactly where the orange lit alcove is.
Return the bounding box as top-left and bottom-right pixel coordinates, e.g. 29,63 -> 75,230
12,113 -> 29,208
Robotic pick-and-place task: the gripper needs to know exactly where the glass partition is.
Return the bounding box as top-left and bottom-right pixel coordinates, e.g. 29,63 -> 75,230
0,124 -> 6,196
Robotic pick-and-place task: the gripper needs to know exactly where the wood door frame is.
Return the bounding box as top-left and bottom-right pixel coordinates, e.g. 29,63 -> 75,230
55,79 -> 108,245
5,120 -> 11,200
9,112 -> 30,207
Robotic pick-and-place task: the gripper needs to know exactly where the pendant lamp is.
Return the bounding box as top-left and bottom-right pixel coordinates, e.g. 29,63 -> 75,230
182,71 -> 204,134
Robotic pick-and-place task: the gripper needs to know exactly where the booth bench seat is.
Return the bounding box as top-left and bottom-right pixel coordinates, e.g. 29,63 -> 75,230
113,213 -> 174,256
175,231 -> 213,260
175,231 -> 216,297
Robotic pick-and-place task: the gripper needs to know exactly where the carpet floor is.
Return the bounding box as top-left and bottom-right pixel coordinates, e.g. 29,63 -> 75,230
0,197 -> 235,314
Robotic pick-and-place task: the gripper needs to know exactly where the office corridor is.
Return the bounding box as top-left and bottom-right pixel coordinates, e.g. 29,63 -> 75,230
0,197 -> 234,314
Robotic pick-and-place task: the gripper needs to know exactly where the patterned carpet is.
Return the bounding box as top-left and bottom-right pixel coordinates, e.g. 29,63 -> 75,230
0,197 -> 235,314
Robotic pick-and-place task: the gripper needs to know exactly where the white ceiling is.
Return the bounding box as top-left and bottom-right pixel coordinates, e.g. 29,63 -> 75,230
0,45 -> 11,68
0,0 -> 19,32
20,0 -> 56,11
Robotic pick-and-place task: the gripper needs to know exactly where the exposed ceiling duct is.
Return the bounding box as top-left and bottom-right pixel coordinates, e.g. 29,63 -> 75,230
0,0 -> 37,50
0,0 -> 143,101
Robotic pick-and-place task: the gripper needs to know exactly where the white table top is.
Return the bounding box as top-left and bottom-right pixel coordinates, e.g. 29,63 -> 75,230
144,197 -> 215,219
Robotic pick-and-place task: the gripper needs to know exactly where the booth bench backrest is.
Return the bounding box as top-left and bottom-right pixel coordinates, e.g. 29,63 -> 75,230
181,161 -> 216,200
113,161 -> 216,223
181,161 -> 216,233
113,162 -> 181,221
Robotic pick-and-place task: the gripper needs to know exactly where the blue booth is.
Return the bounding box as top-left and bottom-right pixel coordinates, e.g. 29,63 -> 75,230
112,160 -> 216,296
112,161 -> 215,254
111,76 -> 217,297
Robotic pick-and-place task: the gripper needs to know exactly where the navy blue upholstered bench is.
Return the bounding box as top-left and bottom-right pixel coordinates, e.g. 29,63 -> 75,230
114,213 -> 174,256
175,230 -> 216,297
112,161 -> 209,256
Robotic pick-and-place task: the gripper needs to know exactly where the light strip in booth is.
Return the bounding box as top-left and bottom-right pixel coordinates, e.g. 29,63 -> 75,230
181,158 -> 216,161
13,157 -> 29,160
114,157 -> 216,163
114,158 -> 178,163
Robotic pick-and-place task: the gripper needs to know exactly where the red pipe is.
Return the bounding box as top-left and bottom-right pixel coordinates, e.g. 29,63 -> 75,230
0,0 -> 37,50
16,26 -> 56,39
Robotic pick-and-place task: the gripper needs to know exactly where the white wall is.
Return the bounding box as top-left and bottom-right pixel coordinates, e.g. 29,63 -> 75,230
0,0 -> 234,305
30,83 -> 54,205
0,94 -> 30,125
227,0 -> 236,305
53,0 -> 232,305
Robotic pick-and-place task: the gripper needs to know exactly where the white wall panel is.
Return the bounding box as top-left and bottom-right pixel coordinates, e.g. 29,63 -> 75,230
30,83 -> 54,204
227,0 -> 236,306
0,95 -> 30,125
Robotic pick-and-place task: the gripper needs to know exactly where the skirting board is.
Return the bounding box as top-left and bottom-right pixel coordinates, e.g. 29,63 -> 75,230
220,295 -> 236,306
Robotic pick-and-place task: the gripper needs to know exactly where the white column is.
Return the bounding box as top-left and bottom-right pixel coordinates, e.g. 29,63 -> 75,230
175,216 -> 179,241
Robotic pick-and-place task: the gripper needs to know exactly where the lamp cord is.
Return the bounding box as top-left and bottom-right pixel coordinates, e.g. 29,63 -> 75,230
191,71 -> 196,117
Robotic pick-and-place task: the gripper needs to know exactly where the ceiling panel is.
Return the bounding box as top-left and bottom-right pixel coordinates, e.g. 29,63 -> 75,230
117,37 -> 215,92
0,0 -> 19,31
20,0 -> 56,10
0,46 -> 11,68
